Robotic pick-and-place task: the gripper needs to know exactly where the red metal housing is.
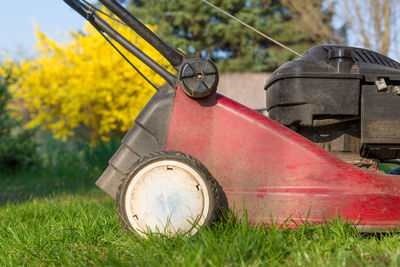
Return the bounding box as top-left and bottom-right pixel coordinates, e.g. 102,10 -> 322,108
165,85 -> 400,231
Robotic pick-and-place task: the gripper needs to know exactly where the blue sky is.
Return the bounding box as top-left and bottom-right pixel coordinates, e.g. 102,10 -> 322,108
0,0 -> 96,60
1,1 -> 398,62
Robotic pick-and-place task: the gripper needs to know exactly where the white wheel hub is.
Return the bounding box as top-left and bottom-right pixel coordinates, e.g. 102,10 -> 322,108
124,160 -> 210,236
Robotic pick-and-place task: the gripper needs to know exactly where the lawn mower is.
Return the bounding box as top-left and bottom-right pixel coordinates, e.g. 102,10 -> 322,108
64,0 -> 400,236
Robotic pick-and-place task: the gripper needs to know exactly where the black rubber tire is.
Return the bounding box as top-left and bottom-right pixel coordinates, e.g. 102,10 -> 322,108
116,150 -> 227,237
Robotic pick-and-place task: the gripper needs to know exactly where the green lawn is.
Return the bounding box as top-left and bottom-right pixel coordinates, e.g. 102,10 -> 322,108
2,165 -> 400,266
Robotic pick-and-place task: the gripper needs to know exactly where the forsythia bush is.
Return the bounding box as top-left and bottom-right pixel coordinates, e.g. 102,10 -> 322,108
10,15 -> 173,142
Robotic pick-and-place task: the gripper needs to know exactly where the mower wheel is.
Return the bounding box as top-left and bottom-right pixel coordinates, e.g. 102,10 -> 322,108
116,150 -> 225,237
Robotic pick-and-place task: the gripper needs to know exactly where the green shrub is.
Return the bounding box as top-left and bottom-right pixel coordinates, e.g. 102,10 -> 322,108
0,64 -> 38,172
37,131 -> 119,177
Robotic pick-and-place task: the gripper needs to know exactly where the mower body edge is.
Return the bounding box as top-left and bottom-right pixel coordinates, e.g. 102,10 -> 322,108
95,91 -> 175,199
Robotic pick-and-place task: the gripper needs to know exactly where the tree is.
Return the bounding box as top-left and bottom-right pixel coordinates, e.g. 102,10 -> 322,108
125,0 -> 337,72
337,0 -> 399,56
282,0 -> 344,44
10,15 -> 174,143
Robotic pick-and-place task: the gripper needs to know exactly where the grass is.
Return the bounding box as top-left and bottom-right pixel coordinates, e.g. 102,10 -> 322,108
2,141 -> 400,266
2,188 -> 400,267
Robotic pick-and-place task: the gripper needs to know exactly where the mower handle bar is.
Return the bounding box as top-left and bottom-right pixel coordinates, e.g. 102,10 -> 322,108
98,0 -> 188,70
63,0 -> 179,87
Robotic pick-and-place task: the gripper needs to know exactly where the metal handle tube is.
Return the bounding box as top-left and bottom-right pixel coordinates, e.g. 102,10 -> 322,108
98,0 -> 187,70
63,0 -> 177,87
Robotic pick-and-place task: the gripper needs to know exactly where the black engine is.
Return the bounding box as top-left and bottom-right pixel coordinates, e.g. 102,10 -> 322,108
265,45 -> 400,160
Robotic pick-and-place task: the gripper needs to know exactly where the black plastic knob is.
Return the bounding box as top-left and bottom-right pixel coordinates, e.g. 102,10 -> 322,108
179,58 -> 219,98
328,48 -> 354,73
328,47 -> 353,60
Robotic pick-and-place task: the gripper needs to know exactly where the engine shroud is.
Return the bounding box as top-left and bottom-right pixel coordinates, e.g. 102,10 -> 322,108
265,45 -> 400,160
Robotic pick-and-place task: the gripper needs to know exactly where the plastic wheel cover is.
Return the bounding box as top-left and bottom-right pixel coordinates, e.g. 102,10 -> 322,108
124,160 -> 210,236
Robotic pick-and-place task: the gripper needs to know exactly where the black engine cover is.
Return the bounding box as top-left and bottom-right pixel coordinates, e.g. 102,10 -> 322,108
265,45 -> 400,159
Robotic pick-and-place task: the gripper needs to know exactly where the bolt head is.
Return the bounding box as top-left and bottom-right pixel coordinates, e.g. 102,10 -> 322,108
376,78 -> 387,91
393,86 -> 400,95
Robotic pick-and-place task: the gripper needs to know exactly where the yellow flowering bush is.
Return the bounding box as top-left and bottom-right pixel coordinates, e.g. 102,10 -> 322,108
10,16 -> 173,142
